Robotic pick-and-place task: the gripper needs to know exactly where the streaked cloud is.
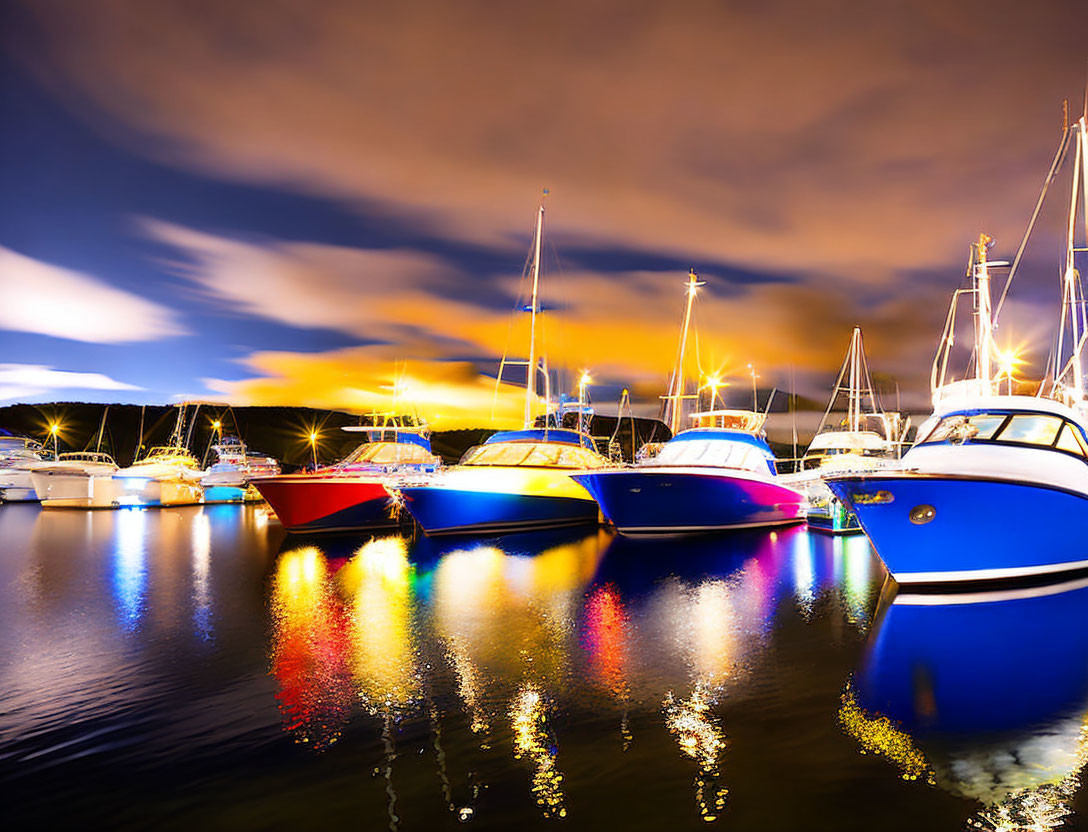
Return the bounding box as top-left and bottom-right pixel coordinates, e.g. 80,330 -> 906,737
0,246 -> 186,343
0,363 -> 140,403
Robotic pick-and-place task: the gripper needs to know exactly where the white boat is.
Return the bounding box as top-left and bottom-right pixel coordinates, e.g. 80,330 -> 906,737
202,435 -> 280,502
113,405 -> 205,506
793,327 -> 908,534
0,431 -> 46,502
31,452 -> 122,508
829,112 -> 1088,584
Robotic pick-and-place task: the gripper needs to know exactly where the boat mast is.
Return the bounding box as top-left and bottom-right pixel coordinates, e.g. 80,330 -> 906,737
847,327 -> 861,432
95,406 -> 109,453
973,233 -> 996,393
664,270 -> 705,435
1058,115 -> 1087,402
524,199 -> 545,430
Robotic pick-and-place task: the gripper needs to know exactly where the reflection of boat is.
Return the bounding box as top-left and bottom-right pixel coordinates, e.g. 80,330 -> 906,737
31,452 -> 121,508
0,430 -> 46,502
844,578 -> 1088,828
398,428 -> 607,536
202,436 -> 280,503
575,410 -> 805,535
254,420 -> 439,533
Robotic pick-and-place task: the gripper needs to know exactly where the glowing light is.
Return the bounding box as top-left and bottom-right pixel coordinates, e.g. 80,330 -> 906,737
838,683 -> 932,783
664,686 -> 729,821
511,683 -> 566,818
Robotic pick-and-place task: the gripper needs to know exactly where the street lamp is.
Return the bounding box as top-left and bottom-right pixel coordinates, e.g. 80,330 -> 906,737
49,422 -> 60,459
309,431 -> 319,469
701,374 -> 728,410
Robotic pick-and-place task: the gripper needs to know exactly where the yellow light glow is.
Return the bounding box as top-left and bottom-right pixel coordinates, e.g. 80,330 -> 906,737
579,370 -> 592,388
49,423 -> 59,435
212,420 -> 222,430
309,431 -> 318,443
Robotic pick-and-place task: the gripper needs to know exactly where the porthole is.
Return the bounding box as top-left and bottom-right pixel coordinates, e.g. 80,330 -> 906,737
908,504 -> 936,525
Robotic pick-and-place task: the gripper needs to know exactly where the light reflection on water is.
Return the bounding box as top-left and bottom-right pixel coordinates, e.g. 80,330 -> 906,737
2,505 -> 1087,830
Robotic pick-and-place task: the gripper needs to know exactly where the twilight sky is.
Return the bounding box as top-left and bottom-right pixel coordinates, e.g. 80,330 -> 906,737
1,0 -> 1086,426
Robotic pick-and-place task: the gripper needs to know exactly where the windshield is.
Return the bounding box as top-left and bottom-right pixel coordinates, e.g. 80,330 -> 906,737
917,411 -> 1087,458
461,442 -> 606,469
340,442 -> 433,466
647,439 -> 771,472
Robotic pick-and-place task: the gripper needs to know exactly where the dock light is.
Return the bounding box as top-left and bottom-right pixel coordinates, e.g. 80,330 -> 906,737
49,422 -> 60,459
996,348 -> 1024,394
308,431 -> 319,469
578,371 -> 592,406
701,374 -> 728,409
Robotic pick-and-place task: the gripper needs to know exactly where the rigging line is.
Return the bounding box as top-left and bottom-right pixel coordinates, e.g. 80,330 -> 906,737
994,122 -> 1073,321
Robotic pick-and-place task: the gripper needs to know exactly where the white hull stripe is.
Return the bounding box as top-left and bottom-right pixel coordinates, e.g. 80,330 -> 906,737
893,557 -> 1088,585
895,573 -> 1088,605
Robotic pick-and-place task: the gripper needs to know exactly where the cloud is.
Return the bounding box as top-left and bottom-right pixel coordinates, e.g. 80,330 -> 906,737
0,363 -> 141,403
205,347 -> 532,430
7,0 -> 1086,283
0,247 -> 186,343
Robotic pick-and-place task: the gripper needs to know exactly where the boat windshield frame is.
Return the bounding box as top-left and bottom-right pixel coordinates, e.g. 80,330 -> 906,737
460,441 -> 607,469
915,409 -> 1088,461
339,441 -> 437,467
641,437 -> 776,474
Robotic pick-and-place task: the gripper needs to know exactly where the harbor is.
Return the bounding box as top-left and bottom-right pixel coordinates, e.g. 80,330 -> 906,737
4,1 -> 1088,829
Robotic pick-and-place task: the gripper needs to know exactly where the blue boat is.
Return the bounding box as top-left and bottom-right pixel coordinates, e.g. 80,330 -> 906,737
827,395 -> 1088,584
397,428 -> 608,536
573,410 -> 805,536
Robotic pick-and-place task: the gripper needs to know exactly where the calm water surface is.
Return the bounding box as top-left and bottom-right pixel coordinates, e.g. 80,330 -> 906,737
2,503 -> 1086,830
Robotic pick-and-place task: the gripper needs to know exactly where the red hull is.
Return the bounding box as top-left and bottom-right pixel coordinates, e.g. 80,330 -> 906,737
253,475 -> 395,533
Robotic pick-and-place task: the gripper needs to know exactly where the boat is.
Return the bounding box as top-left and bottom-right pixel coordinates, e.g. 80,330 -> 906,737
0,430 -> 46,502
112,404 -> 205,506
396,195 -> 610,537
253,417 -> 439,534
572,272 -> 805,535
574,409 -> 805,535
31,452 -> 122,508
795,327 -> 907,534
828,113 -> 1088,584
202,435 -> 280,503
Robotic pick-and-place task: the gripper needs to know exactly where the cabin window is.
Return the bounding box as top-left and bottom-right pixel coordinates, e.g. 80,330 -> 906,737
1056,424 -> 1088,458
996,414 -> 1062,446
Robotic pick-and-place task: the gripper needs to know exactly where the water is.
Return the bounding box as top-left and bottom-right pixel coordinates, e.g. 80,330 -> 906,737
2,503 -> 1086,831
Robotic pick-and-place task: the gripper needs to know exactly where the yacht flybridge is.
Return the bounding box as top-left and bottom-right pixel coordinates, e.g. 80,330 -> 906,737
397,194 -> 610,536
828,109 -> 1088,584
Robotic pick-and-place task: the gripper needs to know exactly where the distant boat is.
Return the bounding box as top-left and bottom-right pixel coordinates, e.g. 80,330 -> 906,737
0,430 -> 46,502
573,272 -> 804,535
113,404 -> 204,506
253,417 -> 439,533
396,194 -> 610,537
202,435 -> 280,503
828,112 -> 1088,584
795,327 -> 906,534
32,452 -> 121,508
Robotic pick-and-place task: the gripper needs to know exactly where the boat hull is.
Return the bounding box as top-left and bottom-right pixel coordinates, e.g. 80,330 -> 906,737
0,469 -> 39,502
827,474 -> 1088,584
398,485 -> 599,536
113,476 -> 204,507
253,476 -> 397,533
572,468 -> 805,535
31,471 -> 124,508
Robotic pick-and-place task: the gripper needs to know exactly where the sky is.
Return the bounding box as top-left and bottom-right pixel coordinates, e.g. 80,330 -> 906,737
1,0 -> 1086,427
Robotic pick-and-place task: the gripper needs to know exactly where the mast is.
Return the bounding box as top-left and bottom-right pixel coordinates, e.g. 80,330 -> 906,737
524,200 -> 545,429
973,233 -> 996,393
847,327 -> 861,432
95,406 -> 108,454
664,270 -> 705,435
1058,115 -> 1088,402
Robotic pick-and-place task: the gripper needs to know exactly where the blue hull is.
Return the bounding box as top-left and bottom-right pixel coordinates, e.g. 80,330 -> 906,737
572,470 -> 805,535
827,474 -> 1088,583
203,485 -> 247,503
398,487 -> 599,536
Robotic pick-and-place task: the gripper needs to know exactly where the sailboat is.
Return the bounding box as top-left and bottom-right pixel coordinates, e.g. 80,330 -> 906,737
827,108 -> 1088,584
113,403 -> 205,506
396,195 -> 610,537
573,271 -> 805,535
31,407 -> 123,508
797,327 -> 906,534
